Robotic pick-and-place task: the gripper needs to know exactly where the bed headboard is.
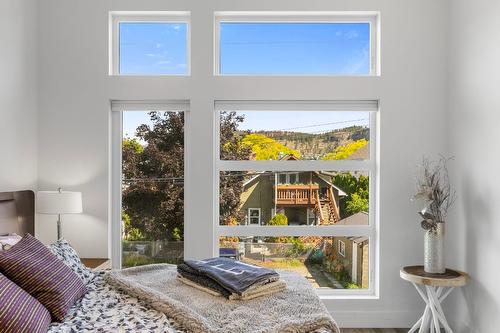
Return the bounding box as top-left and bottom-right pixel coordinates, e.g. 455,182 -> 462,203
0,190 -> 35,236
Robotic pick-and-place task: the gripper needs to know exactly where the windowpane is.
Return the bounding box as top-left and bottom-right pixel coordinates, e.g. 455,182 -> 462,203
122,111 -> 184,267
219,111 -> 370,161
219,236 -> 369,289
219,22 -> 370,75
219,171 -> 369,226
119,22 -> 188,75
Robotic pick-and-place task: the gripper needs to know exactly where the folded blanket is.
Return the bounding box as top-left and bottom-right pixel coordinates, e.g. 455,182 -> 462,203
177,274 -> 287,300
177,263 -> 231,297
182,257 -> 280,295
105,264 -> 340,333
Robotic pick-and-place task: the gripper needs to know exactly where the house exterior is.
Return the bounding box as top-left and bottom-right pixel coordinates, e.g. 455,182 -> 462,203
238,156 -> 347,226
331,235 -> 369,288
329,212 -> 369,288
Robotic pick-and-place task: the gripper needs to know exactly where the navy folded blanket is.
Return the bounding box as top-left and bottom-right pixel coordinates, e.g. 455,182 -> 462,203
177,257 -> 279,296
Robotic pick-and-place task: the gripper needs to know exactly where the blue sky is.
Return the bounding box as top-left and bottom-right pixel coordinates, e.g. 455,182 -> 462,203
220,22 -> 370,75
121,22 -> 370,138
119,22 -> 188,75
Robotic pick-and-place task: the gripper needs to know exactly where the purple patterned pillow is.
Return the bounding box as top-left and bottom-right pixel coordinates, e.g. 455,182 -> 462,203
0,234 -> 87,321
0,272 -> 51,333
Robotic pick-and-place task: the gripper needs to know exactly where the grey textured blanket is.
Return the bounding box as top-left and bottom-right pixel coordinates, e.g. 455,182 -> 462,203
105,264 -> 340,333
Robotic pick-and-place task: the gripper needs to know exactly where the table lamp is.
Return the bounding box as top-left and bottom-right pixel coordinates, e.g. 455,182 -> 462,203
36,188 -> 82,240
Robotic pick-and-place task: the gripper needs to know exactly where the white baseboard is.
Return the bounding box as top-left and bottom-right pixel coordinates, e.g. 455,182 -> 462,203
331,310 -> 419,328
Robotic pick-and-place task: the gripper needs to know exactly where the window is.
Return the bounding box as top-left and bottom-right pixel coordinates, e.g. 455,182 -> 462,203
338,239 -> 346,257
215,12 -> 379,75
278,172 -> 299,184
109,11 -> 381,299
110,12 -> 190,75
216,100 -> 378,295
248,208 -> 261,225
111,101 -> 188,269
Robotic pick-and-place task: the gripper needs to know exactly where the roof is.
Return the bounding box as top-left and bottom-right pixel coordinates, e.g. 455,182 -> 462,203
348,236 -> 369,244
336,212 -> 369,226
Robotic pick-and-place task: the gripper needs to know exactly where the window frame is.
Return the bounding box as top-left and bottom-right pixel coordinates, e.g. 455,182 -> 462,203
214,11 -> 380,76
338,239 -> 346,257
214,100 -> 379,298
110,100 -> 190,269
247,208 -> 262,225
109,11 -> 191,76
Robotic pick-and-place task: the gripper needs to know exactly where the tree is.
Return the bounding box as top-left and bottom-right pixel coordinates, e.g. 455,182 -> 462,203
219,112 -> 252,224
332,172 -> 369,218
122,111 -> 250,240
323,139 -> 368,160
122,112 -> 184,241
242,133 -> 300,160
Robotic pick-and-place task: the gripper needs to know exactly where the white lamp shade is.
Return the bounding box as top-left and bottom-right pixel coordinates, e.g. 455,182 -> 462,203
37,191 -> 83,214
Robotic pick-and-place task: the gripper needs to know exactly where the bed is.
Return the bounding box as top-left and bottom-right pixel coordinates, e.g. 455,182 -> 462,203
0,190 -> 337,333
0,190 -> 182,333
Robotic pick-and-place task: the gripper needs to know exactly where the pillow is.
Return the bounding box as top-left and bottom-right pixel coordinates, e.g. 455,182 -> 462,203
49,238 -> 95,285
0,272 -> 52,333
0,234 -> 22,251
0,234 -> 87,321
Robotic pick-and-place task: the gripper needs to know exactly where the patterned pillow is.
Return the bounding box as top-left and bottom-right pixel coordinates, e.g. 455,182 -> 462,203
49,239 -> 95,285
0,272 -> 52,333
0,234 -> 87,321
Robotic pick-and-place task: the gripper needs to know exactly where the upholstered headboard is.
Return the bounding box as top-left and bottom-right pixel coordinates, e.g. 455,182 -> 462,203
0,190 -> 35,236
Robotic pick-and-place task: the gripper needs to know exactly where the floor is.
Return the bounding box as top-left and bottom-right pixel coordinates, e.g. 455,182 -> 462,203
340,328 -> 408,333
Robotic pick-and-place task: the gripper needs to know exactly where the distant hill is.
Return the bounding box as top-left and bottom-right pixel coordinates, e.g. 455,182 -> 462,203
241,125 -> 369,160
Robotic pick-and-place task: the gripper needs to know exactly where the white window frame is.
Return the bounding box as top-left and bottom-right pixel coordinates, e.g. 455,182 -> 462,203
109,11 -> 191,76
247,208 -> 261,225
214,11 -> 380,76
215,100 -> 379,298
338,239 -> 346,257
110,100 -> 190,270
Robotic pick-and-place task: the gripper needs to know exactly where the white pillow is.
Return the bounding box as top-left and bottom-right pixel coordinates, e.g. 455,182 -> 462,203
0,234 -> 22,251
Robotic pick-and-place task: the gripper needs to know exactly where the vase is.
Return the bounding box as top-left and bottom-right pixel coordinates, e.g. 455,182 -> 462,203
424,223 -> 445,274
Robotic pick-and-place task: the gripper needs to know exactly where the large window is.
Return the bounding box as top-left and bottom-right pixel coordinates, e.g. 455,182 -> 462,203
111,101 -> 188,268
215,12 -> 379,75
110,12 -> 190,75
110,11 -> 380,298
216,101 -> 378,295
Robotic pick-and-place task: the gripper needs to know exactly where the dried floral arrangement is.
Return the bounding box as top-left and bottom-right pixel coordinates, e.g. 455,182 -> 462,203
413,156 -> 456,232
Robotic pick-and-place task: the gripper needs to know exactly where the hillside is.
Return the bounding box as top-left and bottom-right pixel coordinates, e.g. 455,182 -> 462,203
242,125 -> 369,160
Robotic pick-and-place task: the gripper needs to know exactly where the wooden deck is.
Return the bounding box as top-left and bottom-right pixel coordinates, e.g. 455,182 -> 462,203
273,184 -> 319,205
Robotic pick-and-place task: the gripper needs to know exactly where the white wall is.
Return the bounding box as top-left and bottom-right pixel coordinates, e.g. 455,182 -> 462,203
36,0 -> 449,327
0,0 -> 38,193
446,0 -> 500,332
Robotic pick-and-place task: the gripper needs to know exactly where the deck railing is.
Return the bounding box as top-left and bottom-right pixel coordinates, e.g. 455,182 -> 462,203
273,184 -> 319,205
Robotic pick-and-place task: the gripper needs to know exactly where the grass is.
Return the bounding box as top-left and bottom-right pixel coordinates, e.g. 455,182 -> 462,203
122,253 -> 172,268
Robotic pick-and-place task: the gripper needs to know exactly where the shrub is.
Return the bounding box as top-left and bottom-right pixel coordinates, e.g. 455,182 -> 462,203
268,214 -> 288,226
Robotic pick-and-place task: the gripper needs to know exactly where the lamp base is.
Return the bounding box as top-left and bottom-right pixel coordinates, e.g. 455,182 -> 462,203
57,215 -> 62,240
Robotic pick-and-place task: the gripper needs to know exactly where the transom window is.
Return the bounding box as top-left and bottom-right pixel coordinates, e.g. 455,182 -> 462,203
110,12 -> 190,75
215,12 -> 379,76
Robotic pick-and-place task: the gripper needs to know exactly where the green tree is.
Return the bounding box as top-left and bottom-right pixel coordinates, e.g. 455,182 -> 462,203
122,111 -> 250,240
332,172 -> 369,218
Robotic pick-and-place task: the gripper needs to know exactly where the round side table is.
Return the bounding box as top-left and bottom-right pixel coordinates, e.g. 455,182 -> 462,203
400,265 -> 468,333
